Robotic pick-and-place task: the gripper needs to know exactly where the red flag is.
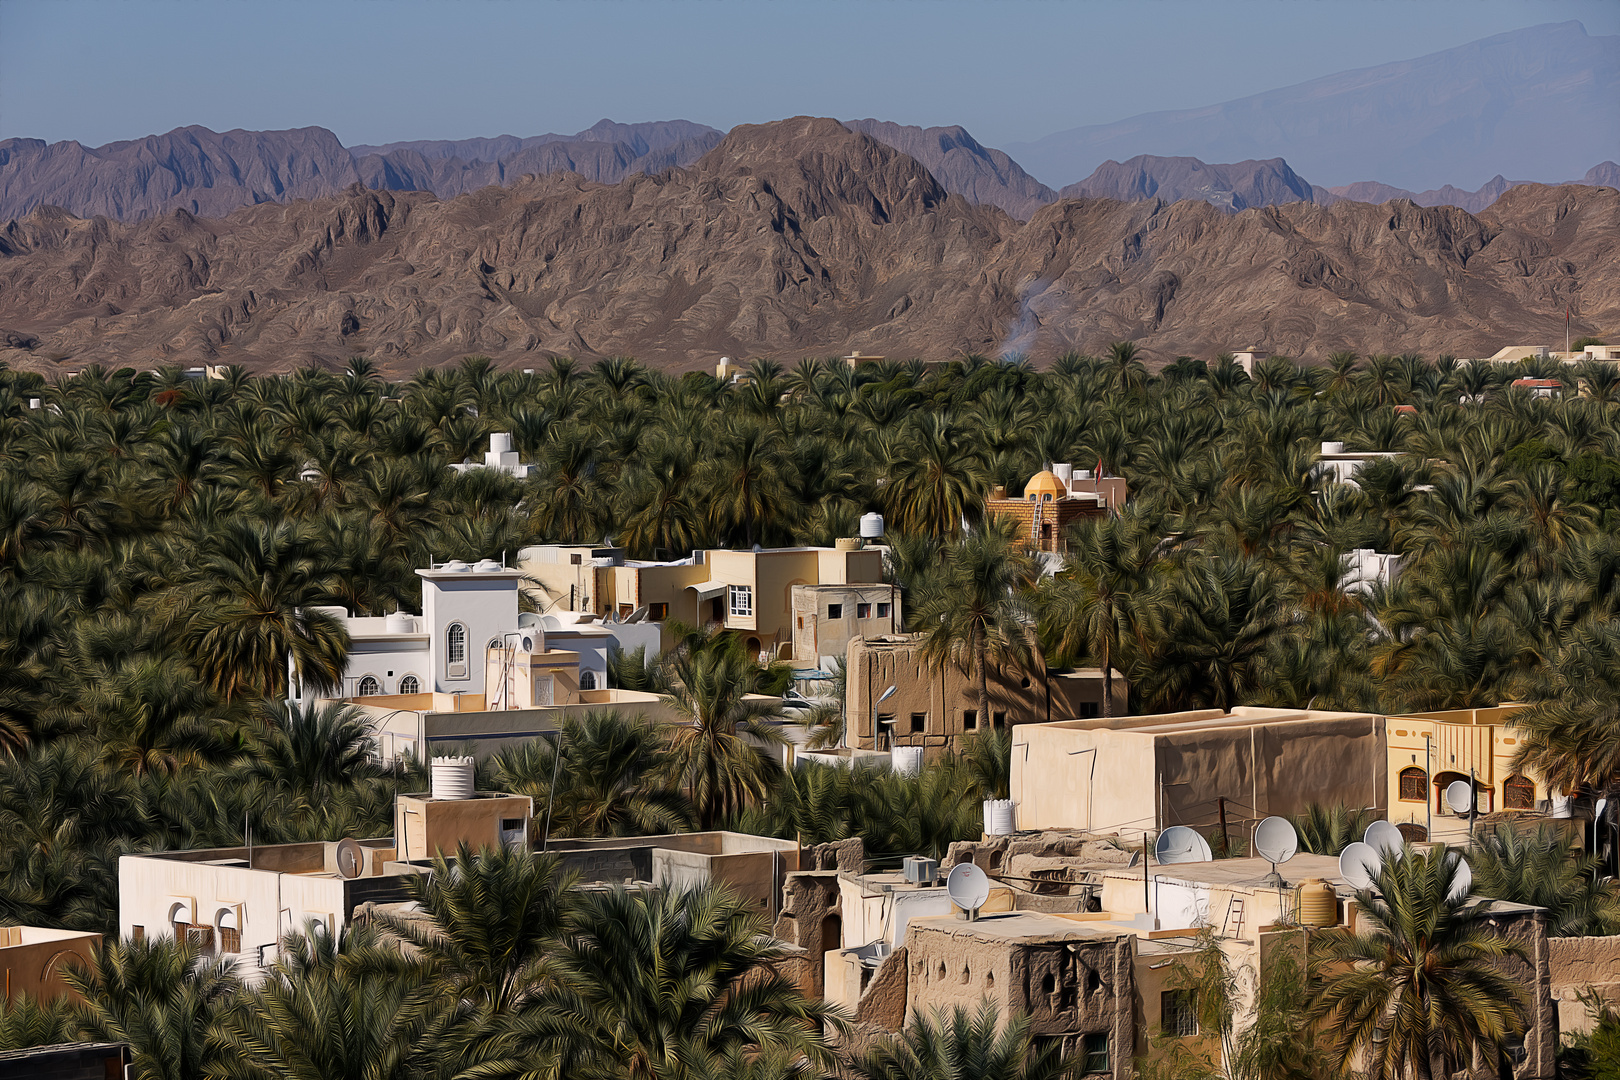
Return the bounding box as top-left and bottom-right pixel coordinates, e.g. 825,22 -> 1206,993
1096,457 -> 1103,478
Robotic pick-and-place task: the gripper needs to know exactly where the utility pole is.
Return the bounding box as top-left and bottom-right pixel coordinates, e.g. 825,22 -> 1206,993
1216,797 -> 1229,858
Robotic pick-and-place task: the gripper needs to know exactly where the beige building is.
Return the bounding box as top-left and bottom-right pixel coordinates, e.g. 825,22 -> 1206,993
789,583 -> 901,669
0,925 -> 101,1004
545,832 -> 803,917
520,542 -> 893,658
985,467 -> 1125,555
1386,705 -> 1557,844
119,763 -> 528,977
845,633 -> 1122,752
1009,707 -> 1387,837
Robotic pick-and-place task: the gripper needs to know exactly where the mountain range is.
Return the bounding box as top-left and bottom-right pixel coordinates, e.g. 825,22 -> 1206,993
1004,20 -> 1619,193
1,117 -> 1613,373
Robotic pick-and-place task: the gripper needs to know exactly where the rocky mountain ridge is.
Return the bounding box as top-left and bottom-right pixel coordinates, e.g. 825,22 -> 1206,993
1,117 -> 1613,374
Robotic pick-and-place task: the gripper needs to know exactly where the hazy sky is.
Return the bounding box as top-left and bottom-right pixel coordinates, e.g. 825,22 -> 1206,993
4,0 -> 1617,151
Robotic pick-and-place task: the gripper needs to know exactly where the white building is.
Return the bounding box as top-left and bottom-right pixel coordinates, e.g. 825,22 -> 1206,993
449,432 -> 534,479
1313,441 -> 1401,485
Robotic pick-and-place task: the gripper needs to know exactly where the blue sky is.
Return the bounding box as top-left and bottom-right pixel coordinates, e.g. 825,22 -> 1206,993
4,0 -> 1617,151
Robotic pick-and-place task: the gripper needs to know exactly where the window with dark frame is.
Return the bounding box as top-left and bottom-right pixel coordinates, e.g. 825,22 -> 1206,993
220,926 -> 241,954
649,603 -> 669,621
857,603 -> 872,619
993,711 -> 1006,729
1161,989 -> 1198,1037
1504,774 -> 1536,810
827,604 -> 843,619
1081,1032 -> 1110,1074
877,602 -> 891,618
1399,766 -> 1428,802
963,710 -> 977,730
910,712 -> 926,733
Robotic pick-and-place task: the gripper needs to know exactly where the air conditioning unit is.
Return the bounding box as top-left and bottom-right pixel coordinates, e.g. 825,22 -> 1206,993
902,856 -> 939,885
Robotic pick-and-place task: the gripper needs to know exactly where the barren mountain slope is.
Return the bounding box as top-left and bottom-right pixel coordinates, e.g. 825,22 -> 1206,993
843,120 -> 1056,219
1060,156 -> 1316,211
0,119 -> 1614,372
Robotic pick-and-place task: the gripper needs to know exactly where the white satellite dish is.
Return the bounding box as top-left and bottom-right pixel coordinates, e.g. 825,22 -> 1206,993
946,862 -> 991,920
1155,826 -> 1213,865
333,837 -> 363,880
1447,855 -> 1473,904
1338,841 -> 1381,891
1445,780 -> 1475,815
1253,817 -> 1299,865
1364,820 -> 1404,857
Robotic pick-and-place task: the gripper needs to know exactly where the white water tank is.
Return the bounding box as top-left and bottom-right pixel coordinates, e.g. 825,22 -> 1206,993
1321,441 -> 1345,455
473,558 -> 502,573
431,757 -> 476,800
489,432 -> 513,455
890,746 -> 923,777
441,560 -> 471,573
983,799 -> 1015,836
1076,469 -> 1093,480
1052,463 -> 1073,486
385,612 -> 415,634
859,513 -> 885,539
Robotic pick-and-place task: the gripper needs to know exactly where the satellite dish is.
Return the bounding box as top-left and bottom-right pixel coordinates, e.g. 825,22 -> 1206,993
1155,826 -> 1213,865
1447,855 -> 1473,905
1253,817 -> 1299,865
946,863 -> 991,919
1364,820 -> 1404,857
1445,780 -> 1475,815
1338,841 -> 1381,891
333,838 -> 363,880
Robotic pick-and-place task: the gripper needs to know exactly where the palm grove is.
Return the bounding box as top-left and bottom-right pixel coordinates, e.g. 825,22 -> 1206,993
2,345 -> 1620,1078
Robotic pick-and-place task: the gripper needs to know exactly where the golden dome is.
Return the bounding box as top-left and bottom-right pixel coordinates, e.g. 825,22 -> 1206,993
1023,470 -> 1066,502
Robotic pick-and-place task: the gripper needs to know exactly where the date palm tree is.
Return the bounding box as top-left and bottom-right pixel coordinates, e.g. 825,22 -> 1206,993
1309,843 -> 1526,1080
535,884 -> 843,1080
660,647 -> 785,829
914,518 -> 1038,731
852,1000 -> 1080,1080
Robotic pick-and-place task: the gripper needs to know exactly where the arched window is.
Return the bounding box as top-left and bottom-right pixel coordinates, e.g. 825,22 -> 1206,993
1399,766 -> 1428,802
446,623 -> 466,665
579,670 -> 597,690
1504,775 -> 1536,810
488,638 -> 502,653
357,675 -> 380,696
398,675 -> 419,694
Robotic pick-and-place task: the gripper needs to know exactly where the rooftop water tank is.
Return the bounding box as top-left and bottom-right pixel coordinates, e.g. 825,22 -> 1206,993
891,746 -> 923,777
1322,441 -> 1345,455
489,432 -> 513,455
473,558 -> 502,573
431,757 -> 476,800
385,612 -> 415,634
983,799 -> 1015,836
1052,464 -> 1073,485
859,512 -> 885,539
441,560 -> 471,573
1076,470 -> 1093,480
1298,879 -> 1338,926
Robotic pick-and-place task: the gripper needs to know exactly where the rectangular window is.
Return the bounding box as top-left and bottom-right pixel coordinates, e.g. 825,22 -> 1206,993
1080,703 -> 1100,719
131,925 -> 144,942
827,604 -> 843,619
220,927 -> 242,955
1161,990 -> 1198,1037
1081,1032 -> 1110,1074
963,710 -> 977,731
1399,768 -> 1428,802
649,603 -> 669,621
729,585 -> 753,618
570,553 -> 582,565
993,711 -> 1006,729
876,602 -> 891,619
857,603 -> 872,619
910,712 -> 926,733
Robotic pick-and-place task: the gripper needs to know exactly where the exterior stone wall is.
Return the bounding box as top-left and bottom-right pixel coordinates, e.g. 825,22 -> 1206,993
1550,934 -> 1620,1036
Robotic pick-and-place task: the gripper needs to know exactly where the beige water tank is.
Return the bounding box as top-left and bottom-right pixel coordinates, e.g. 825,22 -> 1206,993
835,537 -> 860,551
1298,879 -> 1338,926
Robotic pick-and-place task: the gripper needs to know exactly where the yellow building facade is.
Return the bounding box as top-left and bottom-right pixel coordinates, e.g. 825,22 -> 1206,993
1386,705 -> 1550,844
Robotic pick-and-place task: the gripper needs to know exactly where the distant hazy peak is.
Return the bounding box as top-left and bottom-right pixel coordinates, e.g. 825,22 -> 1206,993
1061,155 -> 1315,211
842,118 -> 1055,219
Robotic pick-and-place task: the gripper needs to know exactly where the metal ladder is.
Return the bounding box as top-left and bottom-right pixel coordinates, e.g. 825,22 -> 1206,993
1222,897 -> 1245,937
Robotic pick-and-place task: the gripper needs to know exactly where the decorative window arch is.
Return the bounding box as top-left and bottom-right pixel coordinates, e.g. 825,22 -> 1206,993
1397,822 -> 1428,843
446,623 -> 467,666
357,675 -> 380,696
398,674 -> 419,695
1398,766 -> 1427,802
488,637 -> 502,652
1504,774 -> 1536,810
215,907 -> 241,954
579,670 -> 597,691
